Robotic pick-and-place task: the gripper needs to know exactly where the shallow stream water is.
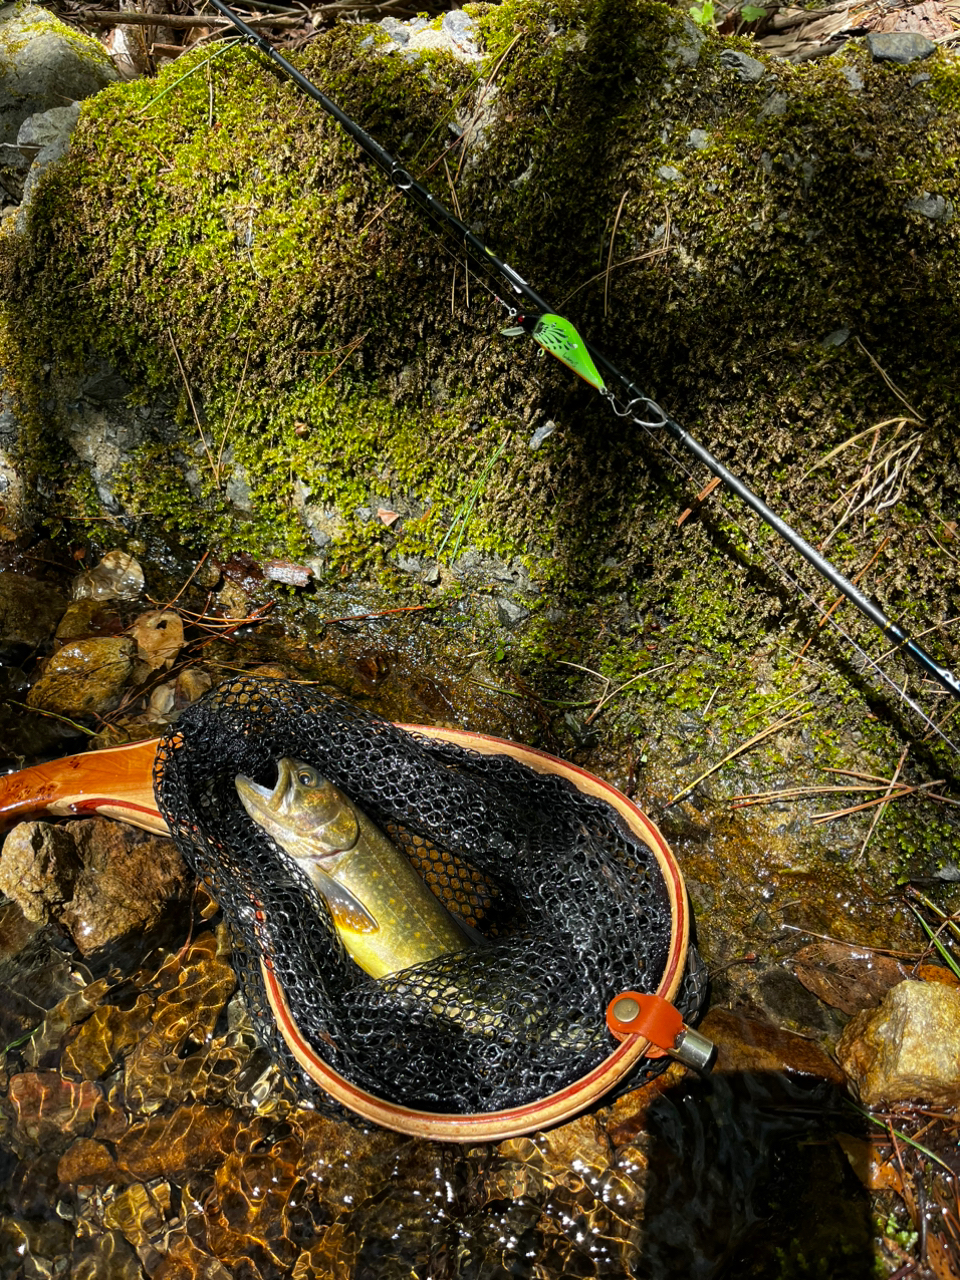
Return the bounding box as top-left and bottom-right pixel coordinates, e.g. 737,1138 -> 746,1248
0,559 -> 950,1278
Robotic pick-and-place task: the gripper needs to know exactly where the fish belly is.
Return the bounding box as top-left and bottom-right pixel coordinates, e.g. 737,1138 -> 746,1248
330,822 -> 473,980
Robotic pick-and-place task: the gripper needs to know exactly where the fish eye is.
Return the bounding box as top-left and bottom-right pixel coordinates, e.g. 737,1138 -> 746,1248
297,767 -> 318,786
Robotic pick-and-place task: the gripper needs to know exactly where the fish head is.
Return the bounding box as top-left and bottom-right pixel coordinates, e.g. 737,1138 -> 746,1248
235,758 -> 360,857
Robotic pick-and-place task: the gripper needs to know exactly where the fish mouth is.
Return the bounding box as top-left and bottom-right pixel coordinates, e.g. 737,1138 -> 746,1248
235,758 -> 292,816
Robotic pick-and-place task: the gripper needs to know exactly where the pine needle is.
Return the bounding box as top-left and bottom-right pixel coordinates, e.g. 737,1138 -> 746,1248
667,710 -> 811,808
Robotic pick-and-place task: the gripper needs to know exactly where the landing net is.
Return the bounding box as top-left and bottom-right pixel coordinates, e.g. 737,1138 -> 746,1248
155,677 -> 703,1115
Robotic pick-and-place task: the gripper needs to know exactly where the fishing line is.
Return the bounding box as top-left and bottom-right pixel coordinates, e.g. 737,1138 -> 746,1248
205,0 -> 960,722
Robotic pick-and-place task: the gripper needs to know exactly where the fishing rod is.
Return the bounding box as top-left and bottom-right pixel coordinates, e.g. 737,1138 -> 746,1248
208,0 -> 960,709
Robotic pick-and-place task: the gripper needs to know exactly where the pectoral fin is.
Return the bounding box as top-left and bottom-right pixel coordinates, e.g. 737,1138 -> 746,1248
312,867 -> 379,935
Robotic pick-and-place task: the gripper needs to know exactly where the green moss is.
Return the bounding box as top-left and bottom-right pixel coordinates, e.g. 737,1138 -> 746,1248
1,0 -> 960,866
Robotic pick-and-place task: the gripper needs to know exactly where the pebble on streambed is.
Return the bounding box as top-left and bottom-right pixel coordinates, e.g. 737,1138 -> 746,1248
0,817 -> 190,955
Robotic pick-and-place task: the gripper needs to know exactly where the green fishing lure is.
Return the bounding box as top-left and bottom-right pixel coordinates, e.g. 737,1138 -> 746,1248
502,313 -> 606,393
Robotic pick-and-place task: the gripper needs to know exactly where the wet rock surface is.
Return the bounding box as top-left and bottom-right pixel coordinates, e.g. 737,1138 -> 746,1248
26,635 -> 136,717
0,572 -> 66,657
837,978 -> 960,1106
0,818 -> 190,955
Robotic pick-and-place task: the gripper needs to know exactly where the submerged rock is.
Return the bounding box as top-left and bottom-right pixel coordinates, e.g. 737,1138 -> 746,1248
27,635 -> 135,717
0,818 -> 190,955
699,1006 -> 846,1084
836,979 -> 960,1106
71,549 -> 145,602
0,572 -> 65,657
6,1070 -> 100,1148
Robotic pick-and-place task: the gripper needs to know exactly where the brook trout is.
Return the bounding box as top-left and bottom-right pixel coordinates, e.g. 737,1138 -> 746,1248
235,759 -> 477,980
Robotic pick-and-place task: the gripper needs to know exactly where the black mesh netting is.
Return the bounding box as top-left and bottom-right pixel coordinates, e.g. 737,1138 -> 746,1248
154,677 -> 705,1116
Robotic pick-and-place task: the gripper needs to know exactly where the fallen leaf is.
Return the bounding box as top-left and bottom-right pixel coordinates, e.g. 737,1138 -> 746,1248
377,508 -> 401,527
788,942 -> 910,1015
131,610 -> 184,670
834,1133 -> 904,1194
916,963 -> 960,987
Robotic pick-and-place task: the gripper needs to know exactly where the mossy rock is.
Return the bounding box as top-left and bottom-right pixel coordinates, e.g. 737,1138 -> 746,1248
0,1 -> 118,145
2,0 -> 960,870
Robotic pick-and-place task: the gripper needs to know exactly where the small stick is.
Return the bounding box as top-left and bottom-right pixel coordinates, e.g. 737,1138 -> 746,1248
6,701 -> 97,735
561,206 -> 672,308
315,329 -> 369,391
584,661 -> 677,725
150,550 -> 212,612
813,777 -> 944,823
854,337 -> 925,422
81,10 -> 302,25
676,475 -> 722,528
780,924 -> 918,958
168,328 -> 220,487
787,538 -> 889,679
323,604 -> 441,624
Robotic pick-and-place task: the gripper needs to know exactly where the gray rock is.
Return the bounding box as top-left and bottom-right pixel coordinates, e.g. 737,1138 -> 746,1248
757,92 -> 789,121
657,165 -> 681,182
866,32 -> 936,64
909,71 -> 932,87
16,101 -> 78,163
379,16 -> 409,45
396,554 -> 422,574
821,327 -> 850,348
800,158 -> 818,188
80,369 -> 130,404
0,574 -> 66,656
15,100 -> 81,223
529,421 -> 556,449
422,563 -> 442,587
720,50 -> 766,83
442,9 -> 479,58
665,17 -> 705,69
841,66 -> 864,92
497,597 -> 530,628
0,4 -> 117,151
687,128 -> 710,150
61,377 -> 153,511
224,463 -> 253,511
904,192 -> 953,223
407,14 -> 481,63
